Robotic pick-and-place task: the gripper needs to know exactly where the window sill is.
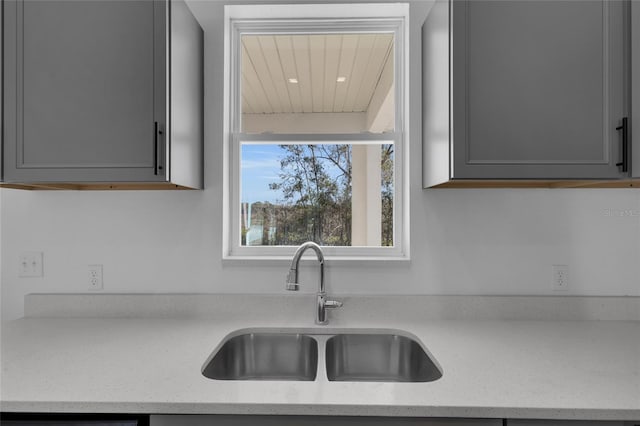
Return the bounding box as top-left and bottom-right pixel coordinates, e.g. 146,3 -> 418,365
221,254 -> 411,265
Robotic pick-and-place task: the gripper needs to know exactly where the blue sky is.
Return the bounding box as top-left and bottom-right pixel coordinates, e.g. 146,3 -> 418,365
241,144 -> 284,204
241,144 -> 351,205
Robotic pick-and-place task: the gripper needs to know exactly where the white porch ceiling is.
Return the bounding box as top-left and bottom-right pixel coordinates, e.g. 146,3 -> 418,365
241,33 -> 394,115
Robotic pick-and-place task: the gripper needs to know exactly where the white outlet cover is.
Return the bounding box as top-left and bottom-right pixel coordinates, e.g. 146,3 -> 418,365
552,264 -> 569,291
88,264 -> 103,291
19,252 -> 43,277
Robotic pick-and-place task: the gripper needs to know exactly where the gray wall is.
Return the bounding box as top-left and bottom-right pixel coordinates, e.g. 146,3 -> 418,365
1,0 -> 639,321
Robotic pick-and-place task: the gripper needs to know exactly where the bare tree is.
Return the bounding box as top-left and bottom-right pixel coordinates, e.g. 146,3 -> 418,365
252,143 -> 393,246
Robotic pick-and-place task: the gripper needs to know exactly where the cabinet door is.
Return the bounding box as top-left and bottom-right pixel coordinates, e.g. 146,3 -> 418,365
2,422 -> 138,426
451,0 -> 629,179
632,0 -> 640,178
0,413 -> 149,425
507,421 -> 626,426
151,415 -> 502,426
1,0 -> 4,181
3,0 -> 167,183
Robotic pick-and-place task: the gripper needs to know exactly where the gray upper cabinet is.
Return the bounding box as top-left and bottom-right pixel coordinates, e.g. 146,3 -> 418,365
423,0 -> 633,187
506,421 -> 629,426
2,0 -> 203,189
633,0 -> 640,179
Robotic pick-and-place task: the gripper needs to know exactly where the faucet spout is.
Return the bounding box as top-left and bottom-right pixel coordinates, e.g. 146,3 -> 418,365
286,241 -> 325,294
285,241 -> 340,325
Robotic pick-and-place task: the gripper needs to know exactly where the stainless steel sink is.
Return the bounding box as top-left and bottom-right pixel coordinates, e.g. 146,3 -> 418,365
202,332 -> 318,381
325,333 -> 442,382
202,329 -> 442,383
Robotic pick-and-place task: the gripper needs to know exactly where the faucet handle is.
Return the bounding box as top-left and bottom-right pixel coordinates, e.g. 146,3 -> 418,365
324,299 -> 343,309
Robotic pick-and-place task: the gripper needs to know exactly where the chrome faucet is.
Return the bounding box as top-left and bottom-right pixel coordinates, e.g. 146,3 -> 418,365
286,241 -> 342,325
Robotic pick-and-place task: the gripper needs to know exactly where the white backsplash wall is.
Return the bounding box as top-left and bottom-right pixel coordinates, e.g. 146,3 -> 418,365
2,0 -> 640,322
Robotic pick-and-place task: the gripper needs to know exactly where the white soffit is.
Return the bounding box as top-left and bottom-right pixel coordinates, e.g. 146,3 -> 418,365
241,33 -> 394,115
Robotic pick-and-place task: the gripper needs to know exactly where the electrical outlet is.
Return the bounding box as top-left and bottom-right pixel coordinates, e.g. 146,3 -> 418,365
88,264 -> 103,291
552,264 -> 569,291
19,252 -> 43,277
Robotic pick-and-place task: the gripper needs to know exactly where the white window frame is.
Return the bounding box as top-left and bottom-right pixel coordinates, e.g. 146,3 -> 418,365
222,3 -> 410,261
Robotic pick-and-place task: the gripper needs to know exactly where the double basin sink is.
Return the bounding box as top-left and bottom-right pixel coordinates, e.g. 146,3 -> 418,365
202,329 -> 442,382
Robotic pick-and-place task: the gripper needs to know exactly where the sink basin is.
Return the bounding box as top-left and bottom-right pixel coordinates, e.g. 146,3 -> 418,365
325,333 -> 442,382
202,329 -> 442,383
202,332 -> 318,381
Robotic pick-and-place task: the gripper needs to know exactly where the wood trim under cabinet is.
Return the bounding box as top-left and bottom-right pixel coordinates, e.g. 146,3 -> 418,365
0,182 -> 196,190
430,179 -> 640,189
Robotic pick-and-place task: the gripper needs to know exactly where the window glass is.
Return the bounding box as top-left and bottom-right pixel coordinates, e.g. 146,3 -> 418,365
240,143 -> 394,247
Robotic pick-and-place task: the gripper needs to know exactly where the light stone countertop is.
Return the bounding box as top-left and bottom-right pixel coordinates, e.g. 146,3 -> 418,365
1,294 -> 639,420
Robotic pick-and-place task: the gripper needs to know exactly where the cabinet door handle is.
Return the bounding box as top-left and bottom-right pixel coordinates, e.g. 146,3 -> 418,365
154,122 -> 164,175
154,122 -> 158,175
615,117 -> 628,173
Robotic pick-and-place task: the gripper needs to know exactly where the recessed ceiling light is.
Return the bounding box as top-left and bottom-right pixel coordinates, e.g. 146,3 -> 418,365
288,78 -> 299,84
336,76 -> 347,83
